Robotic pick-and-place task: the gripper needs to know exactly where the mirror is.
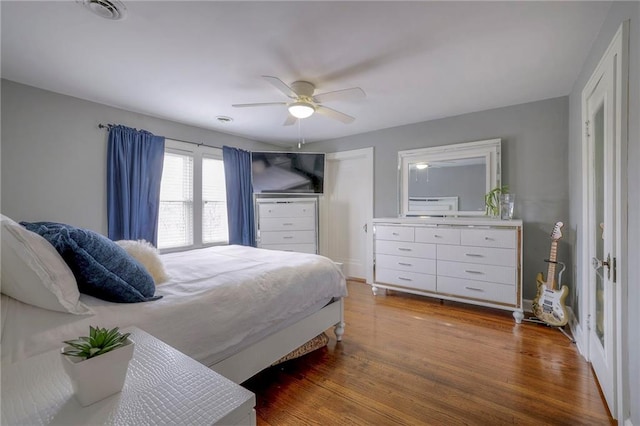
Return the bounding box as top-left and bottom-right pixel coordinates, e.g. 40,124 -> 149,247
398,139 -> 501,217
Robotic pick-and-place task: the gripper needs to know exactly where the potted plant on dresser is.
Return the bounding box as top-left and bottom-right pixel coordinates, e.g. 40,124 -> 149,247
484,185 -> 509,217
61,326 -> 134,407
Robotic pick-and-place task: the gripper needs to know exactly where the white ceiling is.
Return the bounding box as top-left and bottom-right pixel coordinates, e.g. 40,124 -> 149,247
1,1 -> 611,146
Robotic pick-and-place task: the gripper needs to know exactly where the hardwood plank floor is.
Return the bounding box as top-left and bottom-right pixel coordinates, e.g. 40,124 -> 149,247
243,280 -> 614,425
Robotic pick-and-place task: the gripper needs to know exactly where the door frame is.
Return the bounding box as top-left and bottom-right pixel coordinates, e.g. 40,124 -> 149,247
580,20 -> 629,421
320,147 -> 374,283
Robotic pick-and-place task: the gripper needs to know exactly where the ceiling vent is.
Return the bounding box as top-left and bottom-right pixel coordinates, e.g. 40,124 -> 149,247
78,0 -> 127,20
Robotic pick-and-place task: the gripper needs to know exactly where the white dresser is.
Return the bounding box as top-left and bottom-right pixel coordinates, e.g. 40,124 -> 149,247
373,217 -> 523,323
256,197 -> 318,254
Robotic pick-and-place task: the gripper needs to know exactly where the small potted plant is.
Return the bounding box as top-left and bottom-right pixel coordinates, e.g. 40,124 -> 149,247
61,326 -> 134,406
485,185 -> 509,217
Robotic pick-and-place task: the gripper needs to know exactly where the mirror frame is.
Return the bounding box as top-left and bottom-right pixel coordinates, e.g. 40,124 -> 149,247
398,138 -> 501,217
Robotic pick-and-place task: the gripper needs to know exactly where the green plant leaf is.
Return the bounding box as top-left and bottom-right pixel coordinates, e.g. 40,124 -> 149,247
61,326 -> 129,360
484,185 -> 509,216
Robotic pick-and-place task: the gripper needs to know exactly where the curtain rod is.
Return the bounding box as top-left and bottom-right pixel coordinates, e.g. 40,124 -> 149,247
98,123 -> 222,149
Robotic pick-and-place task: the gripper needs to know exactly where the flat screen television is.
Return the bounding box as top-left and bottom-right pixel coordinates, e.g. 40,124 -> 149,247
251,151 -> 325,194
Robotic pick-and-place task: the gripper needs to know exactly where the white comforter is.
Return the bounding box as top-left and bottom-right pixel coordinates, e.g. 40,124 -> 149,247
1,245 -> 347,366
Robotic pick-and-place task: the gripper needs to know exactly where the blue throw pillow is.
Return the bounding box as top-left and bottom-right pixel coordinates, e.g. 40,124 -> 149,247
20,221 -> 160,303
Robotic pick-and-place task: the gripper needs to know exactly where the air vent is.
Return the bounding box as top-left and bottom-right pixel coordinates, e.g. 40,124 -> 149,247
78,0 -> 127,20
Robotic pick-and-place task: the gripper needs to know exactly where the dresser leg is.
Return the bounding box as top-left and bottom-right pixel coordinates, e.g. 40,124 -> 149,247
371,285 -> 379,296
334,322 -> 345,341
513,310 -> 524,324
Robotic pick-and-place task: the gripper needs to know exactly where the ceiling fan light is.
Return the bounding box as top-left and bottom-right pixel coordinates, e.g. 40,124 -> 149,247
288,102 -> 315,119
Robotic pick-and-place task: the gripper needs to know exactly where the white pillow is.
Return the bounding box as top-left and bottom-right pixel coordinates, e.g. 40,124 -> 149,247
0,215 -> 91,315
116,239 -> 169,284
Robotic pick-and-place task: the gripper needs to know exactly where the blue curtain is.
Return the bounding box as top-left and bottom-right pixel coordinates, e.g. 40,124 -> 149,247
223,146 -> 256,246
107,125 -> 165,246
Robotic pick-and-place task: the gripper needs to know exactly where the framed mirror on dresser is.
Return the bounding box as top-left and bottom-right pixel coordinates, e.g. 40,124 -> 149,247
398,138 -> 501,217
372,138 -> 523,323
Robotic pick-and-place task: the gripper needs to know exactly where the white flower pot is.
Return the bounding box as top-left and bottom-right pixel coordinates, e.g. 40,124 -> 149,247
61,338 -> 135,407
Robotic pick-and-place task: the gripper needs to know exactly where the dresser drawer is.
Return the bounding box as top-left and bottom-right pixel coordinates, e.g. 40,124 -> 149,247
376,268 -> 436,292
258,202 -> 315,218
437,245 -> 516,267
375,240 -> 435,259
437,276 -> 516,305
437,260 -> 516,285
376,254 -> 435,275
260,230 -> 315,245
375,225 -> 414,242
461,229 -> 516,249
259,243 -> 316,254
260,216 -> 315,231
414,227 -> 460,245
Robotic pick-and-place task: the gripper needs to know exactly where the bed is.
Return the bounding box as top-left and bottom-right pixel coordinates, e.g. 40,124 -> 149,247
0,243 -> 347,384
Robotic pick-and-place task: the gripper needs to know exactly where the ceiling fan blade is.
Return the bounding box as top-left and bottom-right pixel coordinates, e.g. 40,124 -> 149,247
283,114 -> 298,126
262,75 -> 297,99
315,105 -> 355,124
232,102 -> 287,108
313,87 -> 366,103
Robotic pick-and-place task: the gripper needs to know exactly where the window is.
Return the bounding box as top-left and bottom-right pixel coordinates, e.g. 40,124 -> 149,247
202,155 -> 228,244
158,140 -> 228,250
158,151 -> 194,249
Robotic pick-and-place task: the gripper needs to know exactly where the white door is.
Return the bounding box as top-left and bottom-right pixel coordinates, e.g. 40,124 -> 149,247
581,21 -> 628,420
321,148 -> 373,281
586,56 -> 616,414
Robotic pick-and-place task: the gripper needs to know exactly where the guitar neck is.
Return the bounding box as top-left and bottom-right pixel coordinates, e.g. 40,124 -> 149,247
546,241 -> 558,289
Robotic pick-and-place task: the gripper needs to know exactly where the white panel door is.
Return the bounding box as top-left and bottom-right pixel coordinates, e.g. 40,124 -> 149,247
321,148 -> 373,281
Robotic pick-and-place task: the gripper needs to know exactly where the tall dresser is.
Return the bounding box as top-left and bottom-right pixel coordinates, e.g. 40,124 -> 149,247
255,197 -> 318,254
373,217 -> 523,323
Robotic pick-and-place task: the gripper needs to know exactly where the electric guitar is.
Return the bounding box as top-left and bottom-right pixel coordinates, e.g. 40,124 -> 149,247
532,222 -> 569,327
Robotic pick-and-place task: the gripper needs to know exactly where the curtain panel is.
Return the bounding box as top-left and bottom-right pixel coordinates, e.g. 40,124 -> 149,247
222,146 -> 256,247
107,125 -> 165,246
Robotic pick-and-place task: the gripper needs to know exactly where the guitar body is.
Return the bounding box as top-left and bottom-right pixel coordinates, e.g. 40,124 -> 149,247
532,272 -> 569,327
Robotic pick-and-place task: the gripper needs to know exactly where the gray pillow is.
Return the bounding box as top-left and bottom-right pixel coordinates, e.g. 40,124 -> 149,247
21,221 -> 160,303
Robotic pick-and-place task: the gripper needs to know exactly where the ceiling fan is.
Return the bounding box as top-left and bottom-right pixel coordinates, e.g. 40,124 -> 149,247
232,76 -> 365,125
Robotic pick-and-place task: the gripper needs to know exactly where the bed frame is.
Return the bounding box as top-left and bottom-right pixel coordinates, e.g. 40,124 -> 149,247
209,297 -> 344,384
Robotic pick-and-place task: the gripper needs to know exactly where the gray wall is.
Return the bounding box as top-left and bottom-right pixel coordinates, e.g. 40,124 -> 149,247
303,96 -> 570,302
568,2 -> 639,423
1,80 -> 278,235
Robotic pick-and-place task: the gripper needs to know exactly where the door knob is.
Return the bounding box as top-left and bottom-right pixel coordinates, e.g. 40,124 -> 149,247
591,254 -> 611,279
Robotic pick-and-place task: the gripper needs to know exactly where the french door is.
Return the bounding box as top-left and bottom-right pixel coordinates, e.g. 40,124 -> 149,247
581,21 -> 628,420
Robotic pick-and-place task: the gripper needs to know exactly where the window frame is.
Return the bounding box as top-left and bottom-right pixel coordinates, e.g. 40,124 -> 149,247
159,139 -> 227,253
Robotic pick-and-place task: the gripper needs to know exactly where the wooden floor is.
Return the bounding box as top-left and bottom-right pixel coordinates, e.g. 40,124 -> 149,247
243,280 -> 614,425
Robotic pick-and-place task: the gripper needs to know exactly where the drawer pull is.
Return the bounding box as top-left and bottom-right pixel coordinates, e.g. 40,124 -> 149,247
434,235 -> 443,238
465,286 -> 485,292
484,237 -> 494,241
398,262 -> 413,267
398,277 -> 413,282
465,253 -> 483,258
398,248 -> 412,252
283,236 -> 294,239
282,223 -> 294,226
465,270 -> 484,275
392,232 -> 400,236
